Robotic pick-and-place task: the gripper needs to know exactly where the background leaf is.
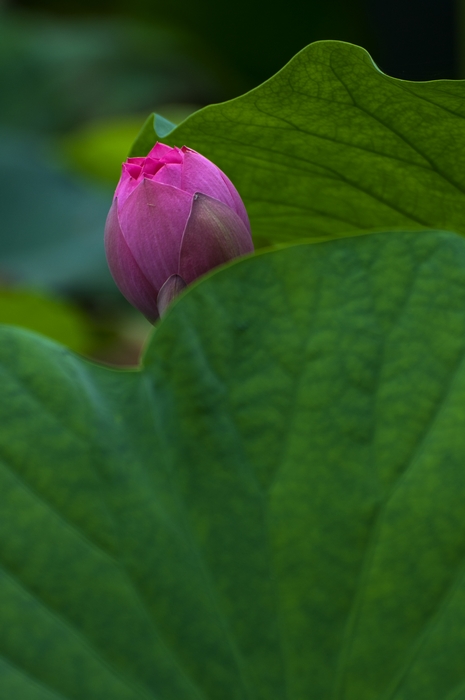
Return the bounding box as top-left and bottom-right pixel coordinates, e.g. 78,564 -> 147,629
0,289 -> 95,354
132,41 -> 465,247
0,130 -> 114,293
0,13 -> 227,135
2,230 -> 465,698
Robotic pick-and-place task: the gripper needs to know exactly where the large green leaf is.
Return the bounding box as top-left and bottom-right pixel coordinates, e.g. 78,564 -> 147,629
132,41 -> 465,247
2,230 -> 465,698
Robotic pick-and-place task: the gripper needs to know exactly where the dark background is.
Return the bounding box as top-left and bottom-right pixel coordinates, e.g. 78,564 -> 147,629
8,0 -> 459,85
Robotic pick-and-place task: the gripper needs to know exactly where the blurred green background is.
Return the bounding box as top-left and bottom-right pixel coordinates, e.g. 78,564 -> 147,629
0,0 -> 458,365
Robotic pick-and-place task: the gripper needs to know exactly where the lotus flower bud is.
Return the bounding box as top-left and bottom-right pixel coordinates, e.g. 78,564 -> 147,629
104,143 -> 254,321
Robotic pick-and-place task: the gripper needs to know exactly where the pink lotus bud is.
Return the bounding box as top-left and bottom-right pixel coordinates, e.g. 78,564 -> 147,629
104,143 -> 254,321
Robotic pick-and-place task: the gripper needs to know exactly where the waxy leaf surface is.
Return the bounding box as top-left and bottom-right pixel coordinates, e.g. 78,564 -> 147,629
132,41 -> 465,247
1,231 -> 465,699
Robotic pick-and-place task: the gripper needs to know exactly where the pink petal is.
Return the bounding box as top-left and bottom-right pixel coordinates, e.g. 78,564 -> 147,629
179,193 -> 254,285
116,164 -> 142,205
104,199 -> 160,322
160,146 -> 183,164
180,149 -> 251,233
118,179 -> 193,292
147,142 -> 177,160
142,157 -> 164,177
157,274 -> 187,317
152,163 -> 182,188
218,171 -> 251,233
124,162 -> 142,179
180,149 -> 235,206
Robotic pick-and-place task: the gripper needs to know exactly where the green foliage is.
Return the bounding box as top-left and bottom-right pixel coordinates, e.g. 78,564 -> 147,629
133,41 -> 465,247
2,230 -> 465,698
2,33 -> 465,697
